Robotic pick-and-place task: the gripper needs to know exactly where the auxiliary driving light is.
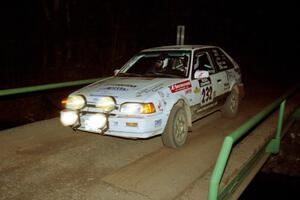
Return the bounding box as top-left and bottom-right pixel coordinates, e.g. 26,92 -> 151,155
85,114 -> 107,130
95,96 -> 116,112
62,95 -> 86,110
60,110 -> 78,126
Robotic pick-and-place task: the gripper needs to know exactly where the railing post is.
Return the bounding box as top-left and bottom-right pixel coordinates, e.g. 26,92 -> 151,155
208,84 -> 298,199
266,100 -> 286,153
276,100 -> 286,139
208,136 -> 234,200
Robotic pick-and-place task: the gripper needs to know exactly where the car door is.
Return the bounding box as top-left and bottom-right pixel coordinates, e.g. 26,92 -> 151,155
190,50 -> 218,109
209,48 -> 235,96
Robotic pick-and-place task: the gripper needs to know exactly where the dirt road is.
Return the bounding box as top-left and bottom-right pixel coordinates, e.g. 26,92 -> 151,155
0,84 -> 299,200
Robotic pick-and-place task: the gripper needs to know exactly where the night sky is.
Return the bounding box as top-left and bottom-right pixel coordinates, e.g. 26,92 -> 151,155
1,0 -> 299,89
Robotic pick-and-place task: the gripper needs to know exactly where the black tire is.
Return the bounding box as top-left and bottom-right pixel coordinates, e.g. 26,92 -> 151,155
221,87 -> 239,118
161,103 -> 188,148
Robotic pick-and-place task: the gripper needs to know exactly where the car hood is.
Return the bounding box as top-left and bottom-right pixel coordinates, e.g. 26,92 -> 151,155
73,76 -> 184,103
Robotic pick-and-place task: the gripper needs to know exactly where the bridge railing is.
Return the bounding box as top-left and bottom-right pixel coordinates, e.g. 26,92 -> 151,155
0,78 -> 99,97
208,84 -> 299,200
1,79 -> 299,199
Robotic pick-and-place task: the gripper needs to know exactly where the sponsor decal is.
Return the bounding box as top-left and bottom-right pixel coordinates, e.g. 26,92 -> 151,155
155,119 -> 162,127
200,77 -> 208,82
98,86 -> 128,91
109,84 -> 137,88
185,88 -> 192,95
169,80 -> 192,93
136,83 -> 164,97
199,77 -> 211,87
158,91 -> 165,98
90,96 -> 117,101
90,94 -> 103,97
194,87 -> 200,94
201,86 -> 213,103
157,102 -> 163,111
95,83 -> 138,92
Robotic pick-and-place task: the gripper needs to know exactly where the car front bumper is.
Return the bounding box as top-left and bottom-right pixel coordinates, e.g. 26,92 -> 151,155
61,109 -> 166,139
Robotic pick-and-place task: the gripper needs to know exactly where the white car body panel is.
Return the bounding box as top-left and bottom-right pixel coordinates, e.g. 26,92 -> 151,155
61,45 -> 243,139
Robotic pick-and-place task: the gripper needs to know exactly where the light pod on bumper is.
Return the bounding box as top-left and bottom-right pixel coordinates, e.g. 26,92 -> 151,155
62,95 -> 86,110
95,96 -> 116,112
85,113 -> 107,131
60,110 -> 79,126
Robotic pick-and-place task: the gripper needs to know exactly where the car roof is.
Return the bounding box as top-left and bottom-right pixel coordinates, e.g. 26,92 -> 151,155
141,45 -> 217,52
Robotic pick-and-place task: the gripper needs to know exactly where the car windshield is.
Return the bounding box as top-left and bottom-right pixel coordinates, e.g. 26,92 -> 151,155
118,51 -> 191,78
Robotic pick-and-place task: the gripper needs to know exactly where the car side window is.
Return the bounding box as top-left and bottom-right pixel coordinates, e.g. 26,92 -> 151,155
193,52 -> 215,76
210,48 -> 234,71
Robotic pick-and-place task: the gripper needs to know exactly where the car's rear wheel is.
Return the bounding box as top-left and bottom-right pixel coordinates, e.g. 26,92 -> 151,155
162,103 -> 188,148
221,87 -> 239,118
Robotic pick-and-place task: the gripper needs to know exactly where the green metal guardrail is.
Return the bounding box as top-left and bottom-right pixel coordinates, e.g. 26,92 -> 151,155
1,78 -> 299,199
208,84 -> 299,200
0,78 -> 99,97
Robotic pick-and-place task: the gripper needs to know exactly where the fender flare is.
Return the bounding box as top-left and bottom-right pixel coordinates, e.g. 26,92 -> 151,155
165,95 -> 192,128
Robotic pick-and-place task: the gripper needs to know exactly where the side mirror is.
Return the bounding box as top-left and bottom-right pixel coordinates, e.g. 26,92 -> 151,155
114,69 -> 120,76
194,70 -> 209,79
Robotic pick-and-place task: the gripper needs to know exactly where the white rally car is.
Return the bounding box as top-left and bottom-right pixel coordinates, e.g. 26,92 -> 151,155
60,45 -> 244,148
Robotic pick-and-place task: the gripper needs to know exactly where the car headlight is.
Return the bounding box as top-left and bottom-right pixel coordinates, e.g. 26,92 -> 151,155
95,96 -> 116,112
62,95 -> 86,110
120,103 -> 156,114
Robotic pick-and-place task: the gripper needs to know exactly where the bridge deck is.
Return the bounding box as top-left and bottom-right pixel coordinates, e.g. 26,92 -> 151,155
0,87 -> 299,200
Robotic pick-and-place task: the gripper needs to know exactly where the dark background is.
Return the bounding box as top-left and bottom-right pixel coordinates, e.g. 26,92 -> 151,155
1,0 -> 299,89
0,0 -> 300,198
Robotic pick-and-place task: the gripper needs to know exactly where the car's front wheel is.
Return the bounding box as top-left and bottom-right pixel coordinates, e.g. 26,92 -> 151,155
162,102 -> 188,148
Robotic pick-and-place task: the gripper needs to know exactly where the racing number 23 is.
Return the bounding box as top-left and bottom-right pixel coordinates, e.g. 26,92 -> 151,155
201,86 -> 213,103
